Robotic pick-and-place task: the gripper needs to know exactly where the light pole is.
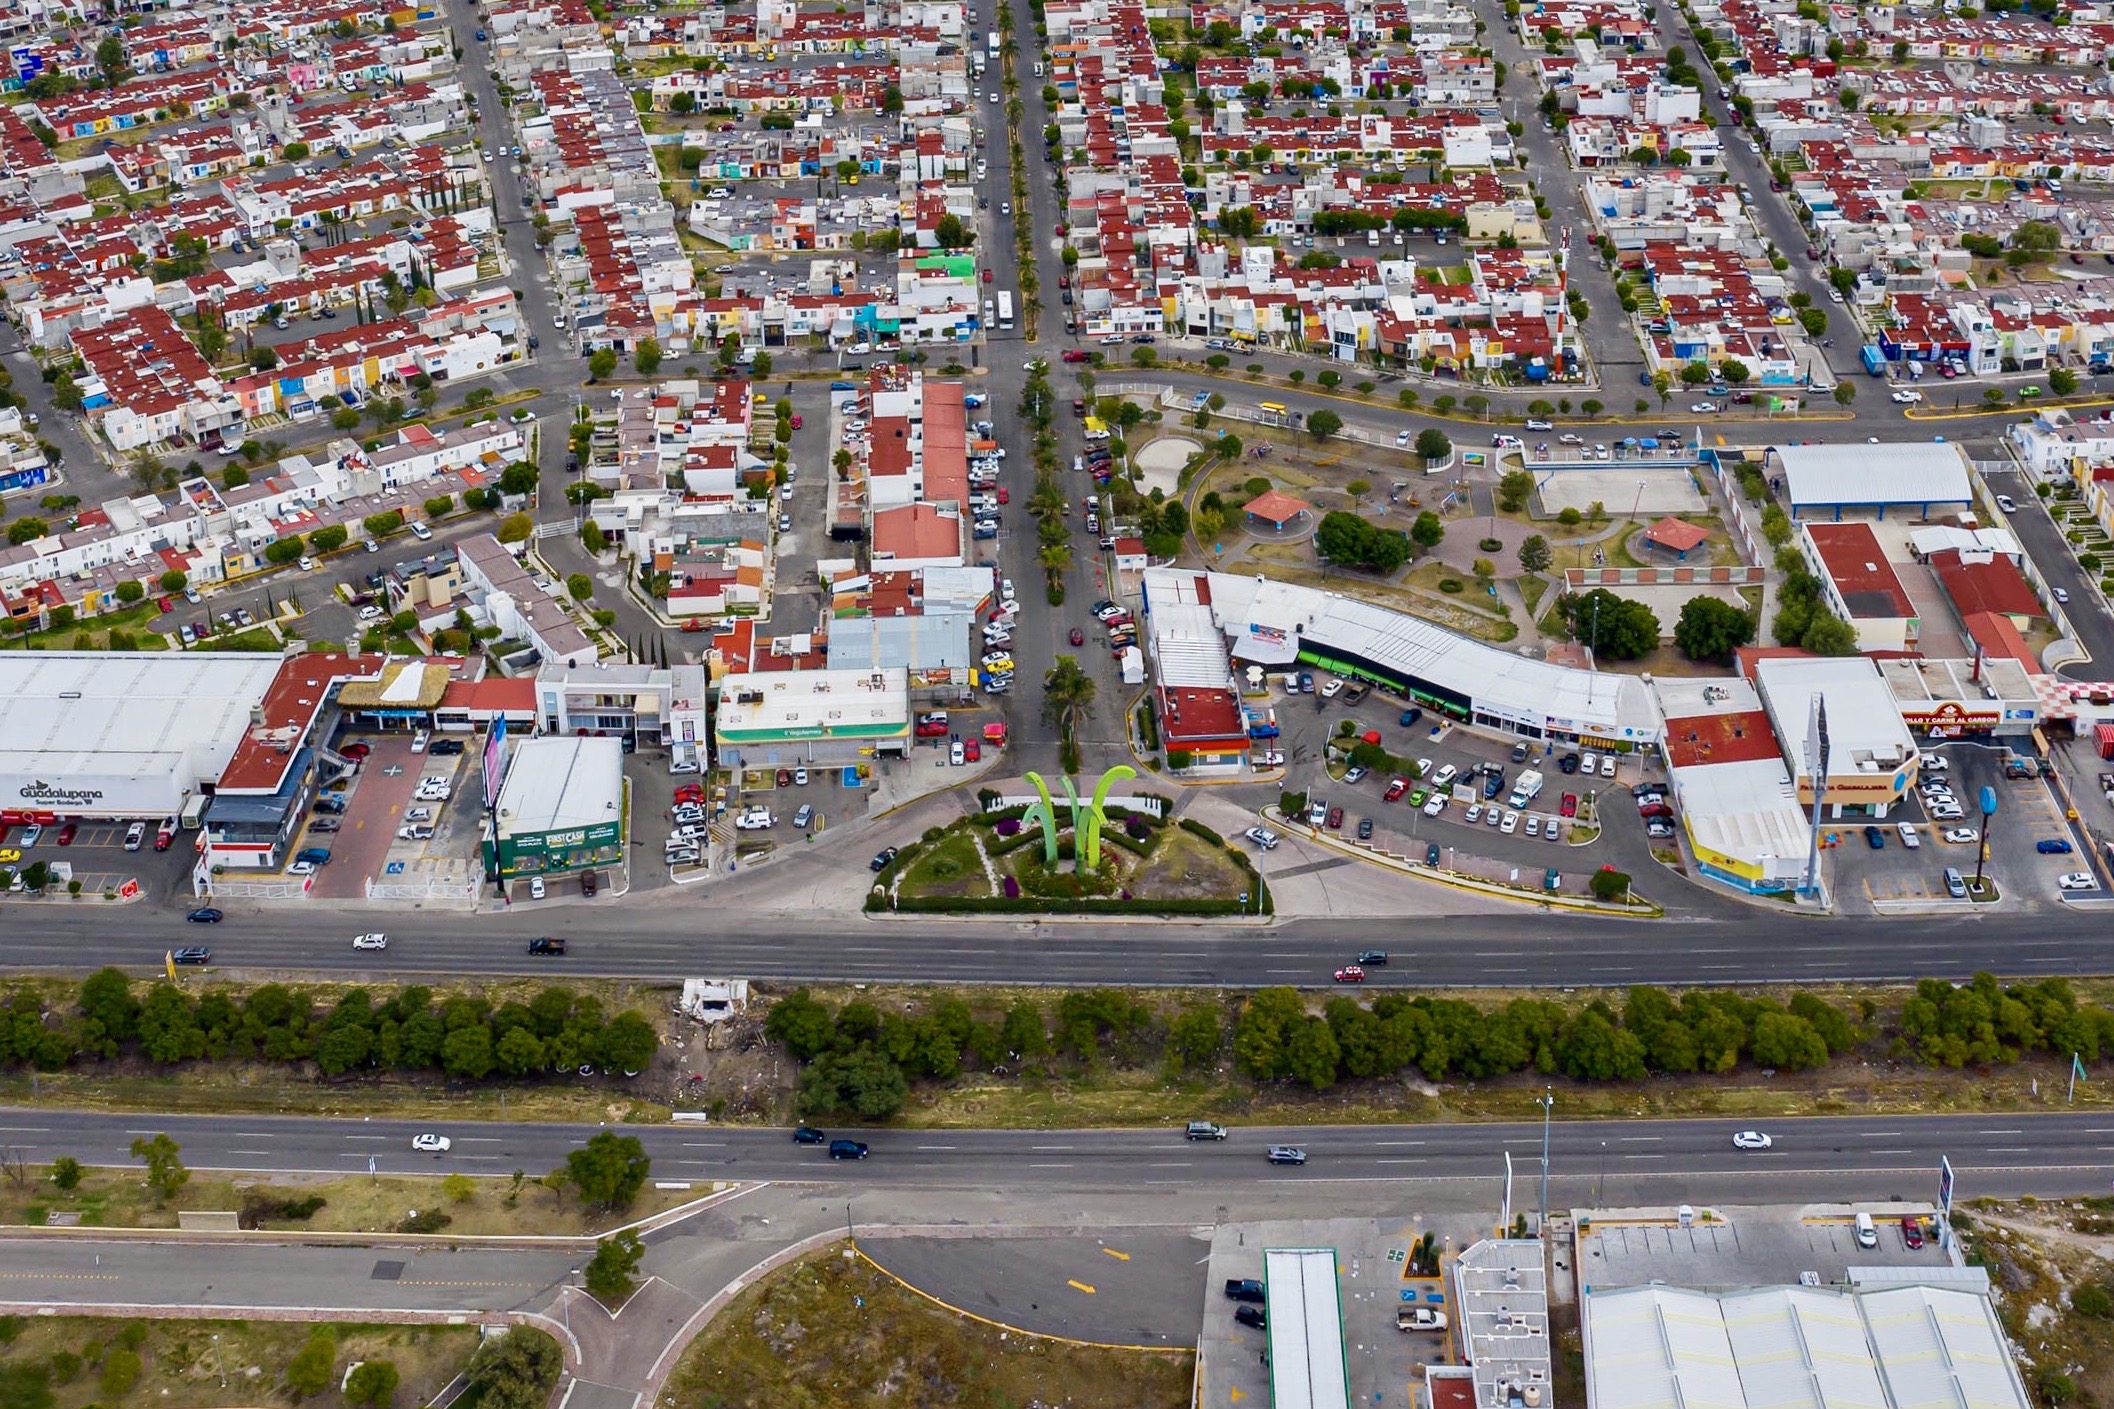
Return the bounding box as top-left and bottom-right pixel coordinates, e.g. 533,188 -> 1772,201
1597,1139 -> 1607,1208
563,1269 -> 580,1334
1538,1086 -> 1553,1233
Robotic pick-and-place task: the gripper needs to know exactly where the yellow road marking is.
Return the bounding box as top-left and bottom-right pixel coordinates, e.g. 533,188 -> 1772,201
1101,1247 -> 1130,1261
1067,1279 -> 1097,1294
1231,1389 -> 1248,1402
0,1271 -> 119,1280
403,1280 -> 539,1289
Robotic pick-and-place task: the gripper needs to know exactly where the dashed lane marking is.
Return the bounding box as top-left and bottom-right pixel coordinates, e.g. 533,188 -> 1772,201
403,1279 -> 540,1289
0,1271 -> 119,1280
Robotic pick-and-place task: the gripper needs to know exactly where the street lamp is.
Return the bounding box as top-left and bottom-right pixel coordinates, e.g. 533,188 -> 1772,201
1537,1086 -> 1553,1233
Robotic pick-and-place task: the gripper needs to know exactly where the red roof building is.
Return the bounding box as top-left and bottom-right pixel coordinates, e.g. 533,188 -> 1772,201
1929,547 -> 2044,626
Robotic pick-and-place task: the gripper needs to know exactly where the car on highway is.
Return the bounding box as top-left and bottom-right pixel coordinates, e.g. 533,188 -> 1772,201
870,847 -> 900,872
1234,1305 -> 1267,1330
184,908 -> 222,924
411,1133 -> 451,1153
2037,838 -> 2075,854
828,1139 -> 869,1160
2060,872 -> 2099,890
1731,1130 -> 1772,1151
527,937 -> 567,956
1266,1145 -> 1308,1165
793,1126 -> 828,1144
1333,965 -> 1366,983
352,933 -> 388,950
1357,950 -> 1389,965
172,945 -> 212,965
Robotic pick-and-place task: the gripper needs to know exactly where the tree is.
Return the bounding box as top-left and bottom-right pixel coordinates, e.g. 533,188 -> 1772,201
1558,588 -> 1659,659
565,1131 -> 651,1210
310,525 -> 348,553
1496,469 -> 1534,513
95,34 -> 128,86
1042,655 -> 1099,744
1518,534 -> 1552,574
634,338 -> 662,376
1409,510 -> 1445,554
2051,367 -> 2079,397
799,1047 -> 907,1119
129,1133 -> 187,1201
263,538 -> 304,566
344,1361 -> 399,1409
1801,611 -> 1859,655
1306,408 -> 1343,440
1168,1004 -> 1223,1069
1833,381 -> 1857,408
51,1156 -> 81,1190
7,516 -> 46,545
496,512 -> 534,544
158,569 -> 188,593
587,348 -> 617,381
1674,596 -> 1755,664
1413,427 -> 1451,461
462,1330 -> 561,1409
1316,511 -> 1412,573
581,520 -> 606,554
583,1228 -> 645,1307
286,1328 -> 337,1399
566,573 -> 593,601
80,967 -> 139,1047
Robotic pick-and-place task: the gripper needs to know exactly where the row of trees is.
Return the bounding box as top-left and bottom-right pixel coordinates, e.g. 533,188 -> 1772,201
763,975 -> 2114,1111
0,972 -> 659,1081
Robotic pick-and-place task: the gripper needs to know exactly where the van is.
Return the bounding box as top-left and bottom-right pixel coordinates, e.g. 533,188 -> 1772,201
1853,1212 -> 1877,1248
1186,1120 -> 1228,1141
1367,228 -> 1381,247
1943,867 -> 1967,899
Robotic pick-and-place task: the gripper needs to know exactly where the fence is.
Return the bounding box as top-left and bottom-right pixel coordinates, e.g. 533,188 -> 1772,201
983,793 -> 1167,818
1563,565 -> 1765,589
365,877 -> 483,905
533,516 -> 581,540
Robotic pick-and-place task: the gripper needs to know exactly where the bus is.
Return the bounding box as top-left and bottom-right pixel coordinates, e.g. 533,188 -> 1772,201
997,291 -> 1014,330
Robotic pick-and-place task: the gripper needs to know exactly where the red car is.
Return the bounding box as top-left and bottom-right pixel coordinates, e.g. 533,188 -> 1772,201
789,414 -> 803,429
1062,350 -> 1089,363
1069,627 -> 1085,646
55,822 -> 77,846
1384,778 -> 1408,802
996,486 -> 1008,503
1333,966 -> 1366,984
153,823 -> 175,852
964,738 -> 981,763
981,268 -> 993,283
1326,806 -> 1344,830
340,742 -> 372,761
1560,793 -> 1577,818
1901,1216 -> 1926,1249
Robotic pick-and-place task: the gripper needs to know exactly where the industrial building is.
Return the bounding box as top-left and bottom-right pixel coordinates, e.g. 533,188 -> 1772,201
484,735 -> 625,883
1766,442 -> 1973,522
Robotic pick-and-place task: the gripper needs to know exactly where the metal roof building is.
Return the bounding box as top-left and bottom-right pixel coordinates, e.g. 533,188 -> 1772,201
1263,1248 -> 1349,1409
1765,443 -> 1973,520
1582,1281 -> 2031,1409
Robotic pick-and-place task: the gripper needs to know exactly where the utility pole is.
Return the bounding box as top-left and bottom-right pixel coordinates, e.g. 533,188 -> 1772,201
1538,1085 -> 1552,1233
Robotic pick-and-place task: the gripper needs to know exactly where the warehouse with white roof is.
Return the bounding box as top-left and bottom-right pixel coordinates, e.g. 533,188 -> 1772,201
1144,569 -> 1660,748
0,652 -> 287,822
1765,442 -> 1974,521
1581,1280 -> 2031,1409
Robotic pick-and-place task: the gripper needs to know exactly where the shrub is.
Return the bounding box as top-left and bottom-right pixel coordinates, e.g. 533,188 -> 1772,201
1438,578 -> 1464,593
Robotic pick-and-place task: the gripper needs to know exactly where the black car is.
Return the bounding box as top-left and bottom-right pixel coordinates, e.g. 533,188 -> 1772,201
870,846 -> 899,873
1357,817 -> 1373,840
430,739 -> 466,756
184,908 -> 222,924
313,796 -> 347,815
1630,782 -> 1663,798
792,1126 -> 828,1144
1234,1305 -> 1267,1330
1559,754 -> 1581,774
1356,950 -> 1389,965
173,945 -> 211,964
828,1138 -> 869,1160
1863,824 -> 1886,850
1224,1279 -> 1266,1304
527,936 -> 568,956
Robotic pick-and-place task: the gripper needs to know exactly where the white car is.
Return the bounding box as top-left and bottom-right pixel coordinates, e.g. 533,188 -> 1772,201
1691,402 -> 1719,413
411,1133 -> 451,1152
1919,753 -> 1949,772
1245,826 -> 1280,850
1731,1131 -> 1772,1151
1943,827 -> 1981,844
1526,816 -> 1542,837
1994,494 -> 2017,513
951,740 -> 966,766
352,933 -> 388,950
1599,755 -> 1616,778
1500,810 -> 1520,834
2060,872 -> 2098,891
1431,764 -> 1458,788
1464,804 -> 1483,825
1000,578 -> 1017,602
287,860 -> 317,876
1890,390 -> 1923,404
1897,822 -> 1921,849
1395,429 -> 1413,447
1321,680 -> 1344,698
1423,793 -> 1446,817
1483,807 -> 1500,828
2055,587 -> 2071,605
734,808 -> 775,830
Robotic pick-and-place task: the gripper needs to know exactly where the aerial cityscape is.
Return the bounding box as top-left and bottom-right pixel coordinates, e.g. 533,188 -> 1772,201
3,0 -> 2114,1403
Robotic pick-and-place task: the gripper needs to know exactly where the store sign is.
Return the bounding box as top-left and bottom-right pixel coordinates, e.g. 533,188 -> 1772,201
19,780 -> 102,807
509,820 -> 622,855
1901,701 -> 1998,730
1248,623 -> 1287,645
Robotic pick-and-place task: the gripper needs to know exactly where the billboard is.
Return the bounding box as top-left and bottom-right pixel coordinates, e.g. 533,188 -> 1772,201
481,717 -> 507,811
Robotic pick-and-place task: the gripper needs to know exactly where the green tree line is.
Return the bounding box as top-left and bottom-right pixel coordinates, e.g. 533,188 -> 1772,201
0,971 -> 656,1081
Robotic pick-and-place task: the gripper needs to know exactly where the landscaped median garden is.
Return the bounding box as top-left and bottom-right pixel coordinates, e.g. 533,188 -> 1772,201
869,790 -> 1271,916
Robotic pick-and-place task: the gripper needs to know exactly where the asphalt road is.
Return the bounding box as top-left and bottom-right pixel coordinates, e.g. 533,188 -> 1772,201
27,895 -> 2114,986
5,1106 -> 2108,1196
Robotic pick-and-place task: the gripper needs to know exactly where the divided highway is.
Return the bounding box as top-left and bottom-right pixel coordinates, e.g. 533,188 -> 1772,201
4,1107 -> 2109,1194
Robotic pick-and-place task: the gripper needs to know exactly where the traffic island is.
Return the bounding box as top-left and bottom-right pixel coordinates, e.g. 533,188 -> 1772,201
872,795 -> 1271,917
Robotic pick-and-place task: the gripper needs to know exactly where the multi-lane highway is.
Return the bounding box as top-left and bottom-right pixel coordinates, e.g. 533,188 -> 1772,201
7,898 -> 2109,988
6,1107 -> 2109,1197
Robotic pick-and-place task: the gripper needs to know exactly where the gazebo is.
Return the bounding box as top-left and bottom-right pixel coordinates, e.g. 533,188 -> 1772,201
1242,489 -> 1314,531
1642,516 -> 1711,560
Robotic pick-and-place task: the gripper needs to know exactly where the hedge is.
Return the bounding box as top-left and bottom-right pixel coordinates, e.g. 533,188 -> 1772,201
872,890 -> 1274,916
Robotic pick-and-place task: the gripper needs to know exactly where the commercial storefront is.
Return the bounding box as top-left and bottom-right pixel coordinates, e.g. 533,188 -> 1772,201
484,736 -> 626,881
712,667 -> 911,770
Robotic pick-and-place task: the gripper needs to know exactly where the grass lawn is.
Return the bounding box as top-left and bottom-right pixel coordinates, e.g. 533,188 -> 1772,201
895,830 -> 990,899
665,1244 -> 1192,1409
0,1162 -> 703,1236
0,1314 -> 479,1409
1125,825 -> 1250,900
1,598 -> 170,652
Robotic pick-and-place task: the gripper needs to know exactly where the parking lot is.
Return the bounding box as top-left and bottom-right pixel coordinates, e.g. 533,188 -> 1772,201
1262,674 -> 1643,882
0,813 -> 195,900
1577,1202 -> 1942,1290
293,733 -> 475,901
1830,741 -> 2094,911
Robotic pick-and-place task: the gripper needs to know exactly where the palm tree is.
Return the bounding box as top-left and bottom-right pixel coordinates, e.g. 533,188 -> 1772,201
1041,655 -> 1098,746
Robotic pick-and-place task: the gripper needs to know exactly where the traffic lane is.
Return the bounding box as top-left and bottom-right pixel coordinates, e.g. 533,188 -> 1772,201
0,1237 -> 572,1310
11,1107 -> 2114,1187
8,902 -> 2114,988
1994,478 -> 2114,675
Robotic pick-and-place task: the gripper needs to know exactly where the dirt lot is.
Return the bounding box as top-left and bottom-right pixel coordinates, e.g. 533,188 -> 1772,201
665,1244 -> 1192,1409
1954,1197 -> 2114,1406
